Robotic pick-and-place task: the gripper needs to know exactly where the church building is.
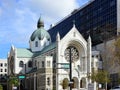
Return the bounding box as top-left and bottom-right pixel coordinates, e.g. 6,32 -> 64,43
7,17 -> 102,90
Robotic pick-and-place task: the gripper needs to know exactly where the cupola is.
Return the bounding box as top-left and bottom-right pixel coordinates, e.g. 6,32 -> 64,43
29,17 -> 51,52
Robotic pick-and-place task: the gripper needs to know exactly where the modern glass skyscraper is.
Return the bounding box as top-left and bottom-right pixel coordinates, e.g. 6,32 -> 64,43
48,0 -> 120,46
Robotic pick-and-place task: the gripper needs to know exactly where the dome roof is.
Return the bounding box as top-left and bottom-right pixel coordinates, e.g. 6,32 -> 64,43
30,17 -> 51,41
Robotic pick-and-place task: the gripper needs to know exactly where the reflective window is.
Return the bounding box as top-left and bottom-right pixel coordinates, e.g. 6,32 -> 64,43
4,63 -> 7,67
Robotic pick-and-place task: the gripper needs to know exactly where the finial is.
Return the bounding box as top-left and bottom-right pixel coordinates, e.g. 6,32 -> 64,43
56,32 -> 60,41
72,20 -> 75,27
37,15 -> 44,28
88,35 -> 91,43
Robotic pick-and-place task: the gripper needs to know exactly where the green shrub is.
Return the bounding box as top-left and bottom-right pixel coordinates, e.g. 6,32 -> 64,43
0,84 -> 3,90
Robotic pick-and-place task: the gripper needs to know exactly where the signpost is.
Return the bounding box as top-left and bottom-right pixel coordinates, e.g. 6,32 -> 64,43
18,75 -> 25,79
57,63 -> 70,69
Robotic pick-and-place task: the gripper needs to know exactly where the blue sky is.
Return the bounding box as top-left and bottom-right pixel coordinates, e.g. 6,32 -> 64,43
0,0 -> 88,59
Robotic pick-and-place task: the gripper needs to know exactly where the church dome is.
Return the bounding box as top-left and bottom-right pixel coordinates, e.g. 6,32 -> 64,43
30,17 -> 51,41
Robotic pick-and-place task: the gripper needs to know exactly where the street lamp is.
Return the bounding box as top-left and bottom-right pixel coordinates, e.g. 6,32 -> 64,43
64,46 -> 79,90
23,63 -> 26,89
19,62 -> 26,89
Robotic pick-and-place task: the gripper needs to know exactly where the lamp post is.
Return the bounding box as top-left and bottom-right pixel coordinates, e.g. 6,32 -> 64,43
18,62 -> 27,90
69,47 -> 72,90
65,46 -> 79,90
24,63 -> 26,89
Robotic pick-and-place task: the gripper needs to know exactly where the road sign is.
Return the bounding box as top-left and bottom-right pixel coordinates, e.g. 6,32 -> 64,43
56,63 -> 70,69
18,75 -> 25,79
61,64 -> 69,69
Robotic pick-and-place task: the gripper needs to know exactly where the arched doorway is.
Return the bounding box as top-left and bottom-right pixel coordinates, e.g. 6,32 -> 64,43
80,78 -> 86,88
71,77 -> 79,89
62,78 -> 69,89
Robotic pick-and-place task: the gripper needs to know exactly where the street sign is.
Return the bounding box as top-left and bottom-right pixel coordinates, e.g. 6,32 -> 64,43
56,63 -> 70,69
61,64 -> 69,69
18,75 -> 25,79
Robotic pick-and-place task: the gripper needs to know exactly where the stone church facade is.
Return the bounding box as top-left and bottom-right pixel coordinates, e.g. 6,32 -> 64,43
7,17 -> 102,90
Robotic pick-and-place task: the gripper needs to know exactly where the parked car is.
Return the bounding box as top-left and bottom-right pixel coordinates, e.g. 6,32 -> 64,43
110,86 -> 120,90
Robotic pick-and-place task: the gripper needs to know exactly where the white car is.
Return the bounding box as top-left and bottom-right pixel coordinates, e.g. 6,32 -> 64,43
110,86 -> 120,90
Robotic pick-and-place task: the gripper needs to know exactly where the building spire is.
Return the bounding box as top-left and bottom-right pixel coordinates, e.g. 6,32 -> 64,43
56,32 -> 60,41
72,20 -> 75,27
37,16 -> 44,28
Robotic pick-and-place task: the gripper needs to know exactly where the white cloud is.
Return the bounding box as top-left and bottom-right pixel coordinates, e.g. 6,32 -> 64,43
28,0 -> 79,17
0,0 -> 80,45
0,0 -> 88,58
18,0 -> 79,27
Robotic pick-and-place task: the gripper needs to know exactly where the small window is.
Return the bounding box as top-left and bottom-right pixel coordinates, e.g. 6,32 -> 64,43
35,60 -> 37,67
47,61 -> 50,67
47,77 -> 50,85
44,42 -> 46,47
0,69 -> 3,72
0,63 -> 3,67
38,62 -> 39,68
28,61 -> 32,67
5,69 -> 7,72
19,61 -> 24,67
42,61 -> 44,68
4,63 -> 7,67
73,32 -> 76,37
35,41 -> 38,47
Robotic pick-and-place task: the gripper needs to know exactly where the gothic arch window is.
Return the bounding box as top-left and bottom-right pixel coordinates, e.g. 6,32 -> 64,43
19,61 -> 24,67
35,41 -> 38,47
28,61 -> 32,67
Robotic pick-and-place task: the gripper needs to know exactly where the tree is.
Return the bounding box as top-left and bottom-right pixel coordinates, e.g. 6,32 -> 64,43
114,37 -> 120,64
90,70 -> 110,89
8,76 -> 19,87
0,84 -> 3,90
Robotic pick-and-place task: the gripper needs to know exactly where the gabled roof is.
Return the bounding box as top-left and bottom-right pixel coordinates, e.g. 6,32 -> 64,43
33,42 -> 56,57
16,42 -> 56,58
16,48 -> 33,58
